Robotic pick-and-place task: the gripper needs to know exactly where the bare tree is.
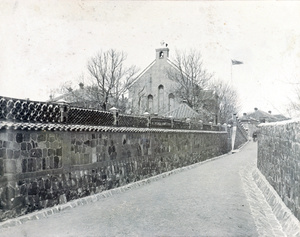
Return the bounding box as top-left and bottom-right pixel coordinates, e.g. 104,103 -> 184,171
167,49 -> 213,111
209,79 -> 241,124
286,84 -> 300,117
49,81 -> 101,109
87,49 -> 139,111
49,50 -> 138,112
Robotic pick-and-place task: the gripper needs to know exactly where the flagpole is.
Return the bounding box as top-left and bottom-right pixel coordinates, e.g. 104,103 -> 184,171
231,61 -> 232,84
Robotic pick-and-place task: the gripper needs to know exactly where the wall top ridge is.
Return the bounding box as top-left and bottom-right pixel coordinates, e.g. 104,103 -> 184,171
0,120 -> 227,134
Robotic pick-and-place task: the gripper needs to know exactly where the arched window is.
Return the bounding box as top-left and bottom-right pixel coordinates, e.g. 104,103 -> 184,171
159,51 -> 164,58
168,93 -> 175,111
158,85 -> 164,112
147,94 -> 153,113
158,85 -> 164,90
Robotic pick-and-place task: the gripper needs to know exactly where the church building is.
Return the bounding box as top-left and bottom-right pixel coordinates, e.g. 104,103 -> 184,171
128,46 -> 219,123
128,47 -> 179,115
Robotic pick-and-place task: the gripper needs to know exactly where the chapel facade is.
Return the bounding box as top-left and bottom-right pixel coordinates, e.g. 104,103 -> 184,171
128,47 -> 180,115
128,47 -> 219,123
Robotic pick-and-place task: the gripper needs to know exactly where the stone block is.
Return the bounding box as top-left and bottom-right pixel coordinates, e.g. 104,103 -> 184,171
21,150 -> 29,158
56,147 -> 62,156
5,159 -> 17,173
28,182 -> 39,195
13,150 -> 20,159
91,140 -> 97,148
22,159 -> 27,173
27,142 -> 32,150
48,134 -> 55,143
0,158 -> 3,176
0,132 -> 8,140
15,159 -> 22,173
31,133 -> 37,141
16,133 -> 23,143
84,154 -> 90,163
54,156 -> 60,168
36,149 -> 42,158
48,149 -> 55,156
37,134 -> 46,142
42,148 -> 47,158
30,149 -> 37,158
59,194 -> 67,204
24,133 -> 30,142
36,158 -> 42,170
50,141 -> 59,149
8,133 -> 14,142
0,148 -> 6,158
3,141 -> 10,148
27,158 -> 34,172
21,142 -> 27,151
49,156 -> 54,169
6,149 -> 13,159
42,158 -> 46,170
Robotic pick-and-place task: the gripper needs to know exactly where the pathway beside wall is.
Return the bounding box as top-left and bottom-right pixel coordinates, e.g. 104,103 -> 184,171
1,142 -> 299,236
0,126 -> 228,221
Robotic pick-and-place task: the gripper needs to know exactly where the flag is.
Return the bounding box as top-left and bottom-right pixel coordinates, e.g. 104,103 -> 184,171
231,60 -> 243,65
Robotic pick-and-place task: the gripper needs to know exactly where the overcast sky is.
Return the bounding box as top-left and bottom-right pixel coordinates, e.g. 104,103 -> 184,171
1,0 -> 300,115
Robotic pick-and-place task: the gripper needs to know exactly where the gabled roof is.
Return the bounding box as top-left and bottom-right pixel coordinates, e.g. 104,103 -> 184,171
240,114 -> 259,122
273,114 -> 290,121
130,60 -> 156,87
129,55 -> 189,89
163,103 -> 201,119
243,109 -> 289,123
251,110 -> 277,122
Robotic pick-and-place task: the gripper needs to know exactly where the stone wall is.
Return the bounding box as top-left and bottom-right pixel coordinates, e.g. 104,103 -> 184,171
234,120 -> 249,149
0,127 -> 229,221
257,120 -> 300,221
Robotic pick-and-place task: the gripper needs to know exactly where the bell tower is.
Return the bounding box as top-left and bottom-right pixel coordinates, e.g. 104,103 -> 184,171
155,42 -> 169,60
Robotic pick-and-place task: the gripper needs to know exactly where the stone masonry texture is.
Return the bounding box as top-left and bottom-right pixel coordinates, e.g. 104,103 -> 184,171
0,128 -> 229,221
257,120 -> 300,221
234,121 -> 248,150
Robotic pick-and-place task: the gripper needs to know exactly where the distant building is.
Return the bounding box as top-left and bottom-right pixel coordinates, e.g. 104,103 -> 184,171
49,83 -> 104,110
242,108 -> 290,123
128,47 -> 219,123
240,108 -> 290,137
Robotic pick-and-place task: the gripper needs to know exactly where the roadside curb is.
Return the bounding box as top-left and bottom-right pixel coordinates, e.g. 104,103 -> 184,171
252,168 -> 300,236
0,151 -> 230,229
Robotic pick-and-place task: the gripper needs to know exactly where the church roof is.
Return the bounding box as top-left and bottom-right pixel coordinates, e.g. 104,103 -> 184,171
130,60 -> 156,86
129,47 -> 188,88
163,102 -> 201,119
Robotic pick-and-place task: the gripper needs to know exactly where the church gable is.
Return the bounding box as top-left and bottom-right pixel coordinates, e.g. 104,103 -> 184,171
128,46 -> 219,123
129,47 -> 180,115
